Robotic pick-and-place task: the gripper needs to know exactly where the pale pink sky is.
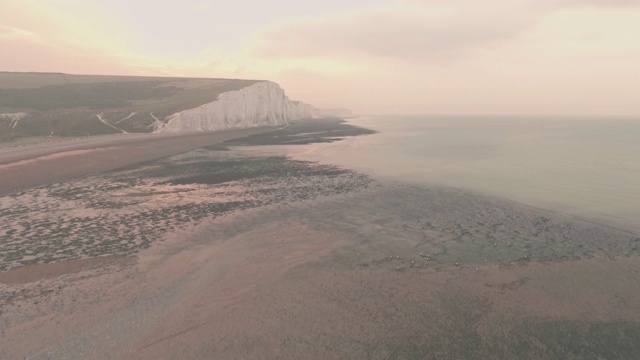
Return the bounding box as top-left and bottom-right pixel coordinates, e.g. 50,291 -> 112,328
1,0 -> 640,115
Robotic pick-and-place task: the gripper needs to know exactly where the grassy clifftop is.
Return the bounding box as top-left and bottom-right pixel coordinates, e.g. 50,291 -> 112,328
0,72 -> 259,140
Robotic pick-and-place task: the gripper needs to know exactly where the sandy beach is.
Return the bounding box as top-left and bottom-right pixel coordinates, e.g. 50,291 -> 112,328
0,128 -> 270,197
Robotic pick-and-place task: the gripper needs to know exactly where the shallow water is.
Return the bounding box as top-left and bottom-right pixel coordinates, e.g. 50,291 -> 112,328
280,115 -> 640,233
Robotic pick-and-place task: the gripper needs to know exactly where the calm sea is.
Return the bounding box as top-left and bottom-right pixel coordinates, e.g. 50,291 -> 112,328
287,115 -> 640,233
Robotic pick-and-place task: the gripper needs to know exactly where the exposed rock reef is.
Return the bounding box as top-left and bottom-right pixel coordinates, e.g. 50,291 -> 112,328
157,81 -> 319,133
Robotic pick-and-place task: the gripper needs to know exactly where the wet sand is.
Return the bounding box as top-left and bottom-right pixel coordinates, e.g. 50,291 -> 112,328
0,127 -> 270,196
1,120 -> 640,359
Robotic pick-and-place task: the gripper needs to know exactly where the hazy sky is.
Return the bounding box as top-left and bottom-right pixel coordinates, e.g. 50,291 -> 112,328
2,0 -> 640,115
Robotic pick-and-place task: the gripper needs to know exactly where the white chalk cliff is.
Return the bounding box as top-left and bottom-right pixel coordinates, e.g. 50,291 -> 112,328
0,113 -> 28,129
156,81 -> 318,133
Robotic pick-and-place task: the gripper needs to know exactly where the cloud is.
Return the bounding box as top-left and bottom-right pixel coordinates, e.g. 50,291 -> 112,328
0,25 -> 40,41
544,0 -> 640,7
251,0 -> 640,65
404,0 -> 640,7
252,7 -> 536,62
0,33 -> 134,75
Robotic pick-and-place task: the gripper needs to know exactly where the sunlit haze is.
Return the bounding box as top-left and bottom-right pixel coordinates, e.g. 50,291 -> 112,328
2,0 -> 640,115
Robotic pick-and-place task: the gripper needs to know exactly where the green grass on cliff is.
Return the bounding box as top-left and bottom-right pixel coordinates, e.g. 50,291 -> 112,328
0,72 -> 258,141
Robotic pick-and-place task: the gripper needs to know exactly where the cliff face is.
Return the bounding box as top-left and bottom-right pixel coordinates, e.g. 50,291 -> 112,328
2,73 -> 332,139
156,81 -> 318,133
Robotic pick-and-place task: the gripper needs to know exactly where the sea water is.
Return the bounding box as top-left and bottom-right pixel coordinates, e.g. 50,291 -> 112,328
292,115 -> 640,233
